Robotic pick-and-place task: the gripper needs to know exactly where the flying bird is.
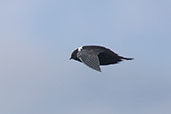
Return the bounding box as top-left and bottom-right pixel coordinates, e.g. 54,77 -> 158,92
70,45 -> 133,72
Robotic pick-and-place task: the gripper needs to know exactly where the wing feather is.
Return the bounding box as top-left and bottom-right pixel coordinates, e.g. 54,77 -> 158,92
77,50 -> 101,72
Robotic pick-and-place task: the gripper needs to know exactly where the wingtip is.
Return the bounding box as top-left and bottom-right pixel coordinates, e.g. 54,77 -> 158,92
97,68 -> 102,72
93,67 -> 102,72
98,70 -> 102,72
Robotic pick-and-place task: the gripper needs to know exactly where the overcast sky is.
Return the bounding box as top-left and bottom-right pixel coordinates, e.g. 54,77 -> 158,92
0,0 -> 171,114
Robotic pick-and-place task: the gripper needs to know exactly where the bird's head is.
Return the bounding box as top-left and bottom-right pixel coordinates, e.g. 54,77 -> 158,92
70,49 -> 81,62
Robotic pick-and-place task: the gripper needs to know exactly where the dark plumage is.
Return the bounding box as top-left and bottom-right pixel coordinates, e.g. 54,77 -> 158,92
70,45 -> 133,72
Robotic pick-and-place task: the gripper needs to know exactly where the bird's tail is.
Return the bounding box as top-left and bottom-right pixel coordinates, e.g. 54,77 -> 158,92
120,56 -> 134,60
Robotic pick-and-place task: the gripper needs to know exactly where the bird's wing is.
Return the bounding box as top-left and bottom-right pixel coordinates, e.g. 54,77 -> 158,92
77,50 -> 101,72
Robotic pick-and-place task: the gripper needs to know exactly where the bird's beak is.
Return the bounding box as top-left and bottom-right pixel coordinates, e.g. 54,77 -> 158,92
69,57 -> 72,60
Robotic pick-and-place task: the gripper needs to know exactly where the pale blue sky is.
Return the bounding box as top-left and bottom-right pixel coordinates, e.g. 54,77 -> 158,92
0,0 -> 171,114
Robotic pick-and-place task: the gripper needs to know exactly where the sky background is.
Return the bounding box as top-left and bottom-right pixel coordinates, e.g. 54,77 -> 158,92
0,0 -> 171,114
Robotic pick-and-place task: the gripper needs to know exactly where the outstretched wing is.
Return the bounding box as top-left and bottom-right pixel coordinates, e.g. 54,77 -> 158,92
77,50 -> 101,72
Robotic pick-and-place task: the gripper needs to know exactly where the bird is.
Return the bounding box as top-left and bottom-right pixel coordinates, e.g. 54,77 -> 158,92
70,45 -> 133,72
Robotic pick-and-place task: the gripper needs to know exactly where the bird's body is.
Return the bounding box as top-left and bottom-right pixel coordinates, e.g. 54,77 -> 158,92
70,45 -> 133,72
